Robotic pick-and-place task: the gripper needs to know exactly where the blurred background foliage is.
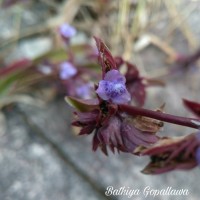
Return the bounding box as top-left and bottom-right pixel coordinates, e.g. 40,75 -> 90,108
0,0 -> 200,112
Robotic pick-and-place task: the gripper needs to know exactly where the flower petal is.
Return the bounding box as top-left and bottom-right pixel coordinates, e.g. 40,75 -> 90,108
112,89 -> 131,104
96,80 -> 109,100
104,69 -> 126,83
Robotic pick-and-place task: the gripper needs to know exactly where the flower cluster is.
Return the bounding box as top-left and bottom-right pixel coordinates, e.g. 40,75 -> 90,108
68,37 -> 162,155
66,36 -> 200,175
139,132 -> 200,174
71,97 -> 160,155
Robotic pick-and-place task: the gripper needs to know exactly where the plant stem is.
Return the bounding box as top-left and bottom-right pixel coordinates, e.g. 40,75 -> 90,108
176,48 -> 200,68
119,104 -> 200,129
188,48 -> 200,64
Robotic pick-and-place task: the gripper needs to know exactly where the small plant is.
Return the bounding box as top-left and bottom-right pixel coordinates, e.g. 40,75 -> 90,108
1,20 -> 200,175
66,37 -> 200,175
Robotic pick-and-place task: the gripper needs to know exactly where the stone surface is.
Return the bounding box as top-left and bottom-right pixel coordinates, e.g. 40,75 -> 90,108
5,37 -> 52,63
17,97 -> 200,200
0,110 -> 102,200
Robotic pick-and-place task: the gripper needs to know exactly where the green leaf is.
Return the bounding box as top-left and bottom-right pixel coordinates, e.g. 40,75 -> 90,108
65,96 -> 99,112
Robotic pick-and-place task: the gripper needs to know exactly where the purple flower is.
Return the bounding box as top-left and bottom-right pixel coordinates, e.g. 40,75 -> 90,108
76,83 -> 93,99
72,99 -> 159,155
59,61 -> 77,80
96,70 -> 131,104
59,23 -> 76,39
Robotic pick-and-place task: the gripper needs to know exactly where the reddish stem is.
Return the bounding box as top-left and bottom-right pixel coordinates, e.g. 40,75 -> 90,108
119,104 -> 200,129
176,48 -> 200,68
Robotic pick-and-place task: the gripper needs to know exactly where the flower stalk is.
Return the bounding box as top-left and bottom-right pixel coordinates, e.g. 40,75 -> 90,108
119,104 -> 200,129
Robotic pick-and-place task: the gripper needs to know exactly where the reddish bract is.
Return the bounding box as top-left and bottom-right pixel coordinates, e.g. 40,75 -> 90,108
94,37 -> 117,78
139,133 -> 200,174
183,99 -> 200,118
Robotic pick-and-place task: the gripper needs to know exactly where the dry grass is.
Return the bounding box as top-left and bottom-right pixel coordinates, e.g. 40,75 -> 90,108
0,0 -> 199,75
